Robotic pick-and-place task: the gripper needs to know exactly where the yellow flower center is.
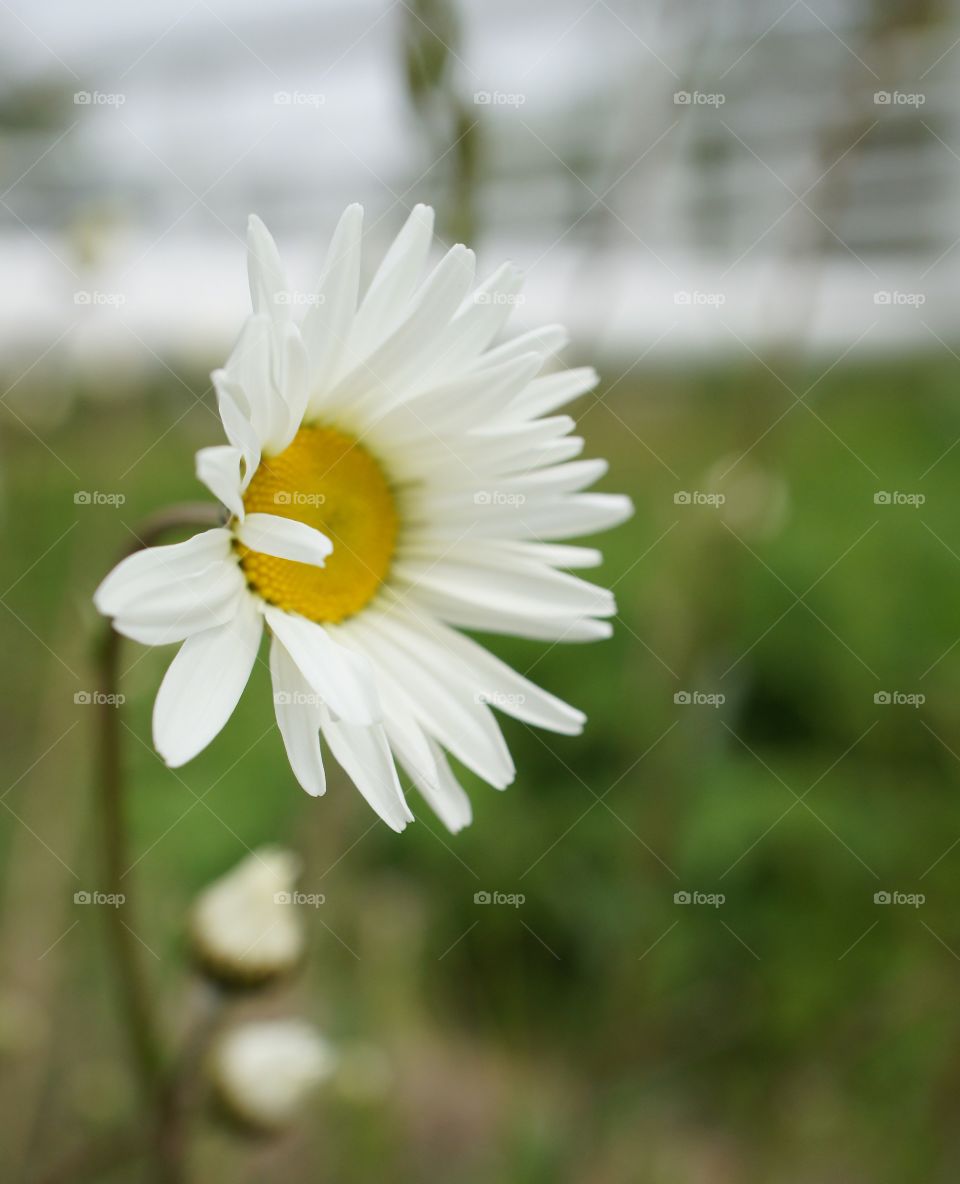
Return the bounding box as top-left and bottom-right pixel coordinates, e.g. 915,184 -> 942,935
238,425 -> 399,623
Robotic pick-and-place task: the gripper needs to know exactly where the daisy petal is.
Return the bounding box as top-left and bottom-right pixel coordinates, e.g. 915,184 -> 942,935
347,203 -> 434,361
247,214 -> 288,321
273,323 -> 310,451
302,203 -> 363,407
337,243 -> 476,408
382,609 -> 586,736
403,590 -> 614,642
265,608 -> 380,726
411,261 -> 524,385
319,708 -> 413,832
392,556 -> 615,621
153,593 -> 262,767
94,529 -> 232,616
212,374 -> 261,484
196,445 -> 245,519
111,561 -> 246,645
479,323 -> 568,368
401,739 -> 472,834
236,514 -> 333,568
512,366 -> 599,419
269,636 -> 325,797
351,615 -> 514,789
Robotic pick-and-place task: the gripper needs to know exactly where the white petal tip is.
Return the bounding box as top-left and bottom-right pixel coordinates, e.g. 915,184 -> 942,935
156,743 -> 188,770
387,811 -> 414,833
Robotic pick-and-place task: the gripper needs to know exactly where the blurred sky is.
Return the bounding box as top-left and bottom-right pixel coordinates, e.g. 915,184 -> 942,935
1,0 -> 959,372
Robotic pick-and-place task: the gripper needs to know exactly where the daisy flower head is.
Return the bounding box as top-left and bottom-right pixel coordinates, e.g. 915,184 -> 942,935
94,205 -> 632,833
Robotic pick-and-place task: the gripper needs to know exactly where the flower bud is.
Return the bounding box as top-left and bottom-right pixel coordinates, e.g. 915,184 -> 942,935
189,847 -> 303,986
211,1019 -> 335,1131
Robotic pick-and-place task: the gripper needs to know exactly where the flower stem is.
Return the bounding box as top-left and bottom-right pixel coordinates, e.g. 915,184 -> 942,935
94,503 -> 225,1183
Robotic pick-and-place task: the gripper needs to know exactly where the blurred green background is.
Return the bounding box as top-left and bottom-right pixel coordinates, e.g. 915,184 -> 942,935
3,0 -> 960,1180
4,353 -> 960,1182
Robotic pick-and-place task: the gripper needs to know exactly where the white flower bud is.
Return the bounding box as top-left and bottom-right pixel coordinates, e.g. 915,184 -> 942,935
189,847 -> 304,986
211,1019 -> 335,1130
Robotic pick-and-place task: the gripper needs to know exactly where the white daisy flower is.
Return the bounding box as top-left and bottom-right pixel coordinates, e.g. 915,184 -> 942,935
94,204 -> 632,833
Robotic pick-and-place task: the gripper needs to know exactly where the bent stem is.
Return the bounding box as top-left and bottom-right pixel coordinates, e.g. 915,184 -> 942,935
94,503 -> 224,1182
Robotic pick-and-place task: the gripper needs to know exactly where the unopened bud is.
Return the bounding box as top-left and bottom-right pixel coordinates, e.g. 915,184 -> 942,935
189,847 -> 303,986
211,1019 -> 335,1130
